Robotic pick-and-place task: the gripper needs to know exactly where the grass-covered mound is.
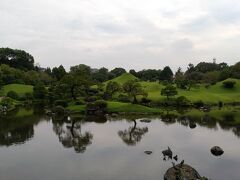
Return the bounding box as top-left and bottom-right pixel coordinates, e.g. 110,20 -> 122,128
2,84 -> 33,96
106,73 -> 138,85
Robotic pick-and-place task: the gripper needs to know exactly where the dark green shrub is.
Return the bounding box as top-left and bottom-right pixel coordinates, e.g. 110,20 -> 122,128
141,97 -> 151,106
75,100 -> 85,105
54,100 -> 68,107
7,91 -> 19,100
0,97 -> 13,108
118,94 -> 130,102
52,106 -> 66,116
84,96 -> 99,102
25,92 -> 33,100
94,100 -> 107,109
222,80 -> 236,88
193,100 -> 204,108
175,96 -> 191,106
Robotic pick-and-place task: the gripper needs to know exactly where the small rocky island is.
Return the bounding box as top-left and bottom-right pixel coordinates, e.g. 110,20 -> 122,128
164,163 -> 208,180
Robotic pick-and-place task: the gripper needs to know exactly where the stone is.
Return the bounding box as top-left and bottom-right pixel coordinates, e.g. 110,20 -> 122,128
211,146 -> 224,156
162,147 -> 173,159
144,151 -> 153,155
164,164 -> 206,180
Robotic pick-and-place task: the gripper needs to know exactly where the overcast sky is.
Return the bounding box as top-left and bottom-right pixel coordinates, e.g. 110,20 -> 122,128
0,0 -> 240,71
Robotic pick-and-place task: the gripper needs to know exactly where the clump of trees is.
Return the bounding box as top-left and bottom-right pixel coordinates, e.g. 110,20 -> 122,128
0,47 -> 240,111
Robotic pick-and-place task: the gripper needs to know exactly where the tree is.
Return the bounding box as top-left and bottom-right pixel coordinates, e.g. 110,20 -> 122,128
110,68 -> 126,78
159,66 -> 173,82
137,69 -> 161,81
0,48 -> 35,70
129,69 -> 138,77
33,83 -> 47,99
52,65 -> 66,81
92,67 -> 109,82
60,64 -> 92,100
203,71 -> 220,85
106,81 -> 121,99
123,80 -> 147,104
161,84 -> 178,100
175,67 -> 187,89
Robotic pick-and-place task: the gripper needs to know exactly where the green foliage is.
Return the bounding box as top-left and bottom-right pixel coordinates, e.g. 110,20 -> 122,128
175,96 -> 191,106
159,66 -> 173,82
52,65 -> 66,81
0,48 -> 35,70
33,83 -> 47,99
75,100 -> 85,105
106,81 -> 121,99
54,100 -> 68,108
117,94 -> 130,103
161,84 -> 178,100
94,100 -> 107,109
92,67 -> 109,82
110,67 -> 126,78
0,97 -> 13,108
2,84 -> 33,96
123,80 -> 147,104
7,91 -> 19,100
222,80 -> 236,89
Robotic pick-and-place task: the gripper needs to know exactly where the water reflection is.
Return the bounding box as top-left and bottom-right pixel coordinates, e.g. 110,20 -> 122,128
52,117 -> 93,153
0,108 -> 42,146
118,119 -> 148,146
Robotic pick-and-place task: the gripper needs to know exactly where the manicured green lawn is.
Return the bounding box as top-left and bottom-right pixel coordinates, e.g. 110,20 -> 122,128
107,101 -> 162,113
1,84 -> 33,96
139,78 -> 240,104
67,101 -> 162,114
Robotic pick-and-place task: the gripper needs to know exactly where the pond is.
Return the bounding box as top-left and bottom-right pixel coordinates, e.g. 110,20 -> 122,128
0,107 -> 240,180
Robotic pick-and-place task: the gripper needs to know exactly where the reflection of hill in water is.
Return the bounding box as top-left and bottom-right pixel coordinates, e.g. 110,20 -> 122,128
0,108 -> 44,146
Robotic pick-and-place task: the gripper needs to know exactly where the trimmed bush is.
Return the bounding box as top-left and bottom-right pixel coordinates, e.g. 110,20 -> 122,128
94,100 -> 107,109
117,94 -> 130,103
7,91 -> 19,100
193,100 -> 204,108
54,100 -> 68,107
222,80 -> 236,88
75,100 -> 85,105
84,96 -> 99,102
175,96 -> 191,107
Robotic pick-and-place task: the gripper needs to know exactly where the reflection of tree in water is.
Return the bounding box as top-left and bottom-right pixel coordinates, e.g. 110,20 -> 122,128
161,111 -> 177,125
232,126 -> 240,137
0,108 -> 42,146
53,119 -> 93,153
0,125 -> 34,146
118,120 -> 148,146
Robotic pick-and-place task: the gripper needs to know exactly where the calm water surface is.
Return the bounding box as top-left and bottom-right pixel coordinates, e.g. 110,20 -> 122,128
0,109 -> 240,180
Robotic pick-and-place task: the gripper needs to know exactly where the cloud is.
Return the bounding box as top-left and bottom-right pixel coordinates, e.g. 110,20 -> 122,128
0,0 -> 239,71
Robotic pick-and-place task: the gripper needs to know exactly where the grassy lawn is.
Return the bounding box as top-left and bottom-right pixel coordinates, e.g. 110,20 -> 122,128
141,78 -> 240,104
107,101 -> 162,113
1,84 -> 33,96
67,101 -> 162,114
